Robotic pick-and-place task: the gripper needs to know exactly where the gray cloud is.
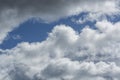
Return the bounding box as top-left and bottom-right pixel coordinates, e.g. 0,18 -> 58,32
0,0 -> 119,20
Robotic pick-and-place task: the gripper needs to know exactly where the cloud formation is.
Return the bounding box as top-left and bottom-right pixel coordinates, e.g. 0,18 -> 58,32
0,0 -> 119,44
1,21 -> 120,80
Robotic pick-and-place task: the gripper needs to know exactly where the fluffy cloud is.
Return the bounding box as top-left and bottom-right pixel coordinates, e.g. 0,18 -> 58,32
0,0 -> 119,44
1,21 -> 120,80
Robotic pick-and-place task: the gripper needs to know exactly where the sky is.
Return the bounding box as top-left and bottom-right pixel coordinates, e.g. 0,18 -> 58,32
0,0 -> 120,80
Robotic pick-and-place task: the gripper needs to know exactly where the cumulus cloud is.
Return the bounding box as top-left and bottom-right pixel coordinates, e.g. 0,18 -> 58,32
0,0 -> 119,44
1,22 -> 120,80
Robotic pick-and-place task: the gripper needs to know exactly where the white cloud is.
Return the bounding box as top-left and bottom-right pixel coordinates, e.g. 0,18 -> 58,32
0,0 -> 119,44
41,59 -> 120,80
1,22 -> 120,79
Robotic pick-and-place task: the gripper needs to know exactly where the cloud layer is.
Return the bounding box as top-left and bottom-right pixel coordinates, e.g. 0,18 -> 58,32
1,21 -> 120,80
0,0 -> 119,44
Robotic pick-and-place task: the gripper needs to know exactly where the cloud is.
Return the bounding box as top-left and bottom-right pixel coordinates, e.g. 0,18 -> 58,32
41,59 -> 120,80
71,12 -> 120,24
0,0 -> 119,44
1,22 -> 120,80
0,9 -> 29,44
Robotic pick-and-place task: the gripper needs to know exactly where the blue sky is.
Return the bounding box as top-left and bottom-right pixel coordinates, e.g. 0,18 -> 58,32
0,12 -> 97,49
1,12 -> 120,49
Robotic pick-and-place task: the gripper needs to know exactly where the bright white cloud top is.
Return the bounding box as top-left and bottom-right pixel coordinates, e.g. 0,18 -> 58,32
1,22 -> 120,80
0,0 -> 120,80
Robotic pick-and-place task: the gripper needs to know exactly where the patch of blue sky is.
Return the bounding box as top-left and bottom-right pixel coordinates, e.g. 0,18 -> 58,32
106,14 -> 120,23
0,12 -> 119,49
